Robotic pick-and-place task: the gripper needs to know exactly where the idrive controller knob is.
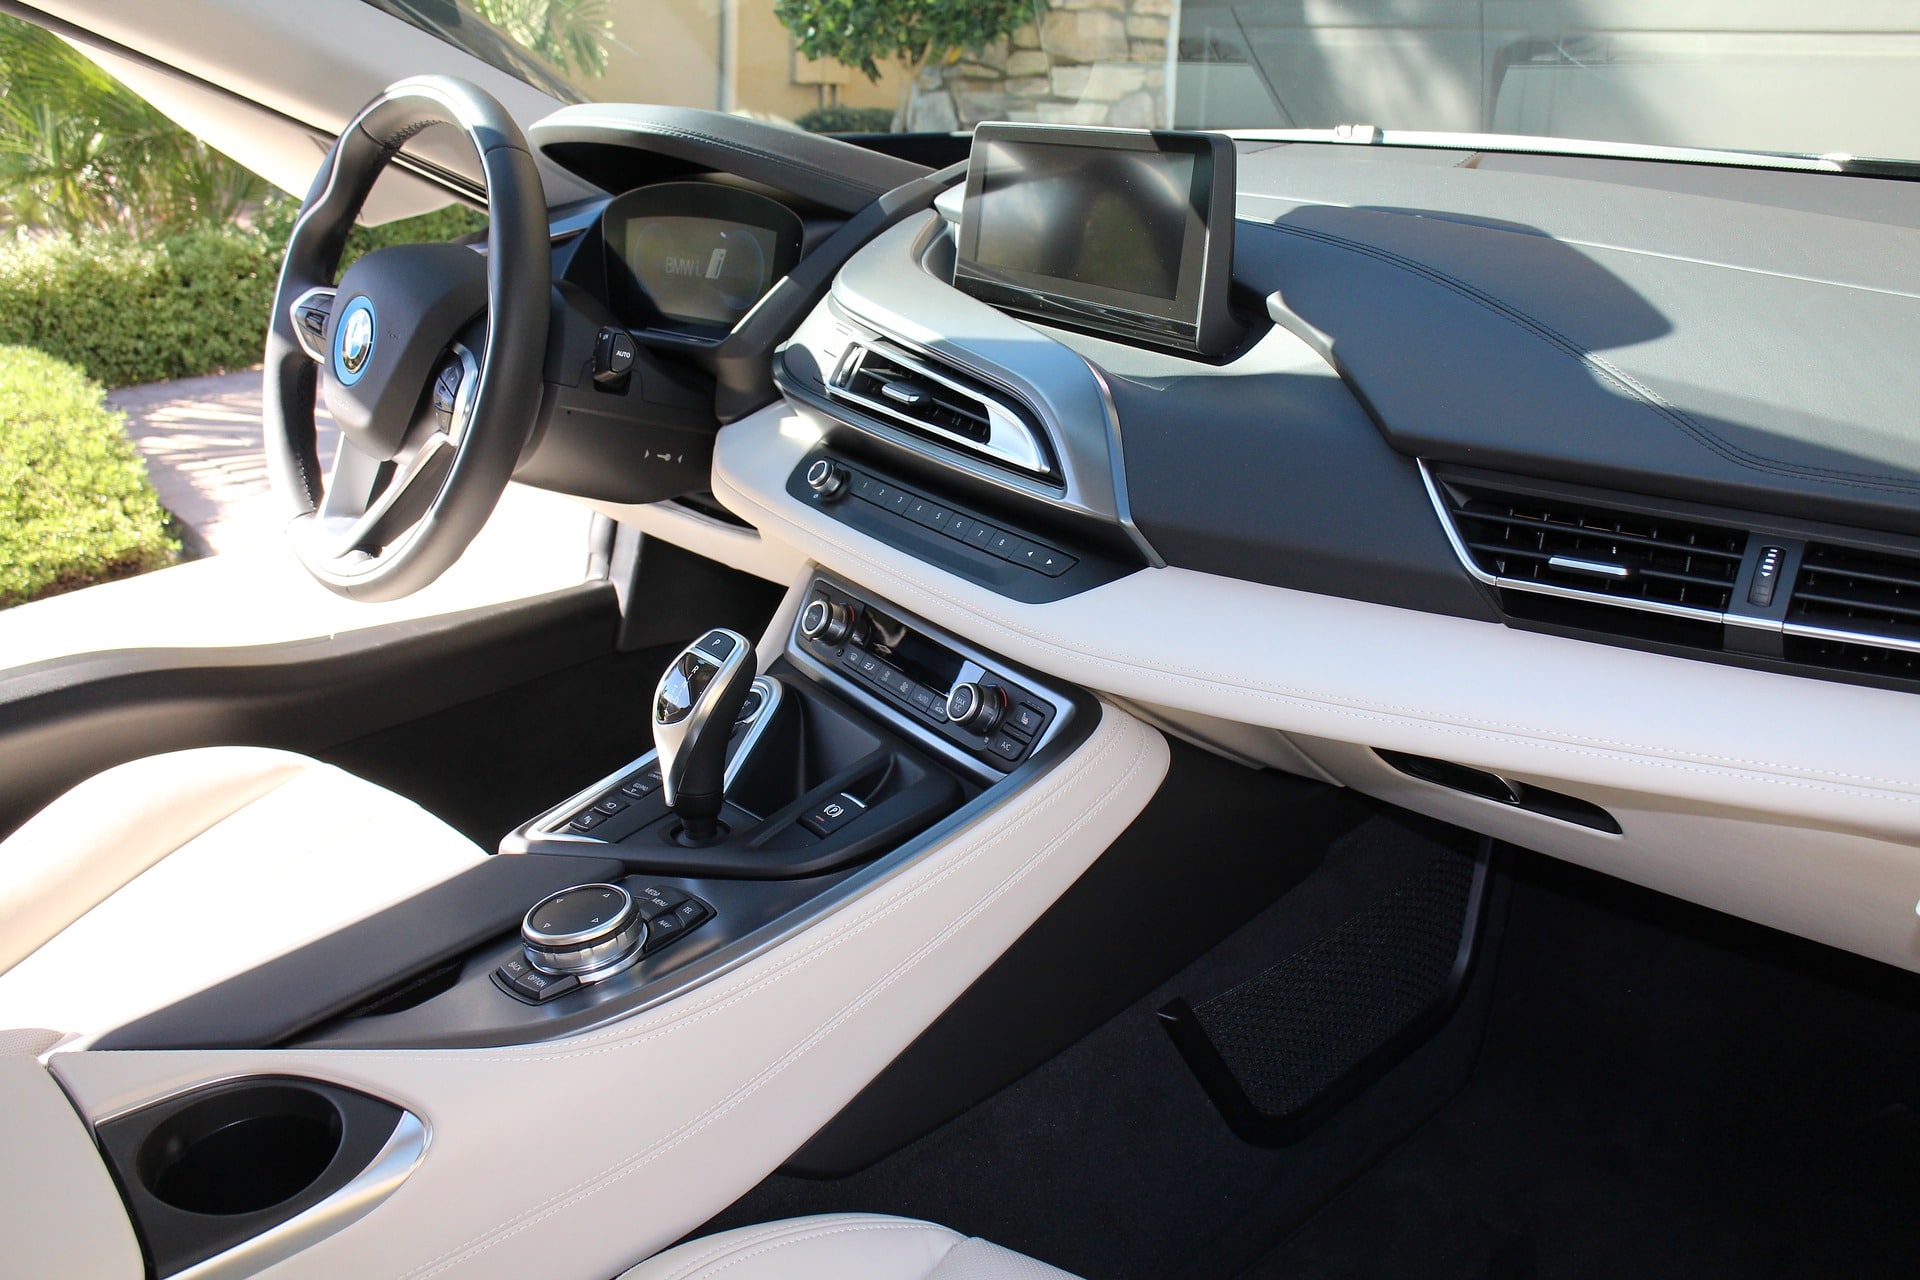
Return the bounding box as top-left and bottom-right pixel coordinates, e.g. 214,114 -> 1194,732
522,883 -> 644,977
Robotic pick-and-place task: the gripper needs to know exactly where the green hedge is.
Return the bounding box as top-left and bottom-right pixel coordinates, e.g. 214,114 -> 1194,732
0,203 -> 488,390
795,105 -> 897,134
0,344 -> 178,606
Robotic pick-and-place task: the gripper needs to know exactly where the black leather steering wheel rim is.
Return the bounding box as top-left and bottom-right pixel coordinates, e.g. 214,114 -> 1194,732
263,75 -> 549,601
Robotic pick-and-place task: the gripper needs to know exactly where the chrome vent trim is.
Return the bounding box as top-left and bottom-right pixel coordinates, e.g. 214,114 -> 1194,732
827,339 -> 1052,477
1785,544 -> 1920,667
1421,464 -> 1747,626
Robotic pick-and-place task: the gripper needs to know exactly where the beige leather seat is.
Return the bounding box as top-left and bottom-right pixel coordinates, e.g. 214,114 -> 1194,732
622,1215 -> 1080,1279
0,746 -> 487,1048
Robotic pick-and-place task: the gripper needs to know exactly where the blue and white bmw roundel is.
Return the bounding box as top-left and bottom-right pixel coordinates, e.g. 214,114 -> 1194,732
335,296 -> 376,384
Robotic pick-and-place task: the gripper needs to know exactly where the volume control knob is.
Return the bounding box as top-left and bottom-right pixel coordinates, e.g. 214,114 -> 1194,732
799,598 -> 853,644
946,682 -> 1004,733
805,459 -> 849,501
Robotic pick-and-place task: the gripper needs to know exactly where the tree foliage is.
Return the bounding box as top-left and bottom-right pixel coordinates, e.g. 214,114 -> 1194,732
471,0 -> 616,78
0,14 -> 264,234
774,0 -> 1036,81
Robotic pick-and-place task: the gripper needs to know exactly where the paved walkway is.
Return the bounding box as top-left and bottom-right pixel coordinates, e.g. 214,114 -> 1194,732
109,369 -> 338,558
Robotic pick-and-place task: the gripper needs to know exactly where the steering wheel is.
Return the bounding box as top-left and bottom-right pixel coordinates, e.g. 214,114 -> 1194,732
264,76 -> 549,601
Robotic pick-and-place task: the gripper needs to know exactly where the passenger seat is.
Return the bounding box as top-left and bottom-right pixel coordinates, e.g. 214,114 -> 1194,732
622,1214 -> 1080,1279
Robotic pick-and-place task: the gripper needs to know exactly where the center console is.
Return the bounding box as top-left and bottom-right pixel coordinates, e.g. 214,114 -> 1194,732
90,574 -> 1089,1061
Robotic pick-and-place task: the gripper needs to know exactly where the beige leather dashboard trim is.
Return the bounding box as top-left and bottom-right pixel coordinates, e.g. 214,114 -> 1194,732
580,497 -> 809,587
49,702 -> 1169,1280
708,403 -> 1920,967
0,1057 -> 143,1280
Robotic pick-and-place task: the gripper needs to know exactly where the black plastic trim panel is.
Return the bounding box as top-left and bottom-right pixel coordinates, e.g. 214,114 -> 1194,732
784,448 -> 1133,603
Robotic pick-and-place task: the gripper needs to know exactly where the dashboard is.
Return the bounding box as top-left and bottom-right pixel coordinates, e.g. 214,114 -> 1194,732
517,106 -> 1920,978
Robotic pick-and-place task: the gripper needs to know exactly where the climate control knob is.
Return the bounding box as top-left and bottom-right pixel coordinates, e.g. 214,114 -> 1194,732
799,598 -> 853,645
522,883 -> 644,978
805,459 -> 849,501
945,682 -> 1004,733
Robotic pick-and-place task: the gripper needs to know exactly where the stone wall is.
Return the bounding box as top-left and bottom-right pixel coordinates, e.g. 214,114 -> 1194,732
904,0 -> 1177,131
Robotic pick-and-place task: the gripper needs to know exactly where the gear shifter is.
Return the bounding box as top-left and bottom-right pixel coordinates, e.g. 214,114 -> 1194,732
652,628 -> 756,843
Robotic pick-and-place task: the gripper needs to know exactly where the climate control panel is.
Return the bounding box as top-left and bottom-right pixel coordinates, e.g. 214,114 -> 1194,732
792,579 -> 1058,772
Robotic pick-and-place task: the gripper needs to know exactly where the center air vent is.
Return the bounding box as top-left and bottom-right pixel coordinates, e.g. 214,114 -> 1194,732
828,340 -> 1053,478
1433,475 -> 1747,618
1784,542 -> 1920,676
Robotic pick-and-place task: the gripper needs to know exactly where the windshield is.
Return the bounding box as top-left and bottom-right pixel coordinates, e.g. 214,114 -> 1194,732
374,0 -> 1920,165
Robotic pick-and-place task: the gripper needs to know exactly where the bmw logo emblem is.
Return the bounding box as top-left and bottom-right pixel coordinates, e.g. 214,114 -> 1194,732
335,297 -> 376,385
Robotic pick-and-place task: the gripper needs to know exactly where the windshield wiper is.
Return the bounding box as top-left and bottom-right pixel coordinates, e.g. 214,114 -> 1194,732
1227,124 -> 1920,179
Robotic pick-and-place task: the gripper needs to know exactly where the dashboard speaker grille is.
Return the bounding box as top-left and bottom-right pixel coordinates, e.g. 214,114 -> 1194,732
1441,480 -> 1747,613
1785,543 -> 1920,676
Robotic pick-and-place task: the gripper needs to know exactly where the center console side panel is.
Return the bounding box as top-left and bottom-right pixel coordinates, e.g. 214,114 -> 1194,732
50,702 -> 1169,1280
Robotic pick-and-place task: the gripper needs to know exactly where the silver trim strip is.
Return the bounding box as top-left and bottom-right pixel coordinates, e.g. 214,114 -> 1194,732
1227,126 -> 1850,174
1547,555 -> 1630,579
1083,360 -> 1167,568
1783,620 -> 1920,658
828,339 -> 1052,477
172,1110 -> 428,1280
288,286 -> 337,363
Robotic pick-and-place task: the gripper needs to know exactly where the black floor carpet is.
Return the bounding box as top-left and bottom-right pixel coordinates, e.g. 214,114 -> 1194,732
1253,855 -> 1920,1280
710,822 -> 1920,1280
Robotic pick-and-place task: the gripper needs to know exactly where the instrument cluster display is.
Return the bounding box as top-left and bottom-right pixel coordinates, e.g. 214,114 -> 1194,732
604,183 -> 803,338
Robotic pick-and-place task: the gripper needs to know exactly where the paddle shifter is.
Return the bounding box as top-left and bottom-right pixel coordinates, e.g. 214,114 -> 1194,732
652,628 -> 756,843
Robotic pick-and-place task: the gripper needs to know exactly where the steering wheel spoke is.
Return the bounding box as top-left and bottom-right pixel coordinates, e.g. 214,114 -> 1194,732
289,286 -> 336,363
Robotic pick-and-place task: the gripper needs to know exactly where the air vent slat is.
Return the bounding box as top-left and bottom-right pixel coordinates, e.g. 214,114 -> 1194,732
1441,479 -> 1746,616
825,340 -> 1053,477
1786,542 -> 1920,676
1454,509 -> 1745,563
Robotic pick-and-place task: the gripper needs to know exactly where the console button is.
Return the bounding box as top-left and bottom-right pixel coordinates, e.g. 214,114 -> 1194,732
592,796 -> 627,816
801,792 -> 866,837
1032,548 -> 1076,577
569,809 -> 606,830
987,732 -> 1028,762
695,632 -> 737,661
946,515 -> 976,542
496,964 -> 579,1003
647,911 -> 685,945
633,884 -> 684,917
1010,703 -> 1047,735
621,764 -> 663,797
674,900 -> 709,928
963,522 -> 998,551
909,686 -> 937,714
987,530 -> 1026,561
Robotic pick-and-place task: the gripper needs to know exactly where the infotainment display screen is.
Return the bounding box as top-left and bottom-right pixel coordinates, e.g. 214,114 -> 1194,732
603,182 -> 803,338
954,124 -> 1237,355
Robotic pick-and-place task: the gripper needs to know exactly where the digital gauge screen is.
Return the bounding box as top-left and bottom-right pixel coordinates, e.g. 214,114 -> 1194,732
603,183 -> 803,338
624,217 -> 778,327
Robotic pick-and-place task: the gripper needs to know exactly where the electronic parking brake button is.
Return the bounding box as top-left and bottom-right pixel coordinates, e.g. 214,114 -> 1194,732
801,792 -> 867,838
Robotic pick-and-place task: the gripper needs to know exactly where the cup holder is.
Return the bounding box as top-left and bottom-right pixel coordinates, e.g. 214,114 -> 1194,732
95,1075 -> 407,1278
137,1083 -> 343,1216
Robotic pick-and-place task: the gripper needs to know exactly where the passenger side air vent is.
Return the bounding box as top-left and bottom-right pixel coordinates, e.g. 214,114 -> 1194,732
1435,477 -> 1747,619
828,340 -> 1053,478
1784,543 -> 1920,677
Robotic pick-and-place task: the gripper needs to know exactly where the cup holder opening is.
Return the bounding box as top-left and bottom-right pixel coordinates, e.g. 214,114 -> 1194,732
136,1084 -> 344,1217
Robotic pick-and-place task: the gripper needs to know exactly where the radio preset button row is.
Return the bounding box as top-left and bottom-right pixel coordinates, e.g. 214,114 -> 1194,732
834,467 -> 1077,578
